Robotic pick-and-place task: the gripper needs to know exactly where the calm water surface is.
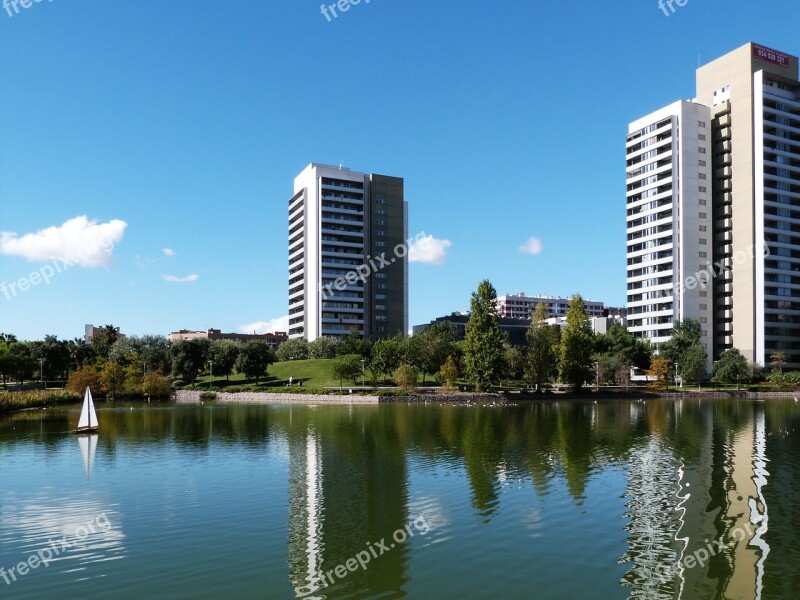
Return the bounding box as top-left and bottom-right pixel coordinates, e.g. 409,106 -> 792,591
1,399 -> 799,599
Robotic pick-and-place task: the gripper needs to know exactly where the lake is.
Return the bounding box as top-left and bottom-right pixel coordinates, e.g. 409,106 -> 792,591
1,398 -> 798,599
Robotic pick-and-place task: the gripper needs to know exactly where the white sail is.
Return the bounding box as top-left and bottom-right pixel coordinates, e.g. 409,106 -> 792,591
77,387 -> 98,430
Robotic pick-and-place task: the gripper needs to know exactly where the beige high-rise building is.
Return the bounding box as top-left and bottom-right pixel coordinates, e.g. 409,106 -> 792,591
628,42 -> 800,369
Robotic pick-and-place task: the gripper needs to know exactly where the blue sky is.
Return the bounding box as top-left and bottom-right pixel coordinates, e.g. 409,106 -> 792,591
1,0 -> 799,340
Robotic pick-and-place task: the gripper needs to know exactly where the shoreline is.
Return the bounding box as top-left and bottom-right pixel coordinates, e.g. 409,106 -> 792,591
172,389 -> 800,406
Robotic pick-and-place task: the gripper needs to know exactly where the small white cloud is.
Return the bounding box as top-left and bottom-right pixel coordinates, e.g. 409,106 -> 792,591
162,274 -> 198,283
0,215 -> 127,268
239,316 -> 290,334
519,236 -> 543,255
162,248 -> 175,257
409,235 -> 452,265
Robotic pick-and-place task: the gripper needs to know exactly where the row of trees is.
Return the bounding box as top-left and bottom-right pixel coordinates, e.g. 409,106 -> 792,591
0,328 -> 280,395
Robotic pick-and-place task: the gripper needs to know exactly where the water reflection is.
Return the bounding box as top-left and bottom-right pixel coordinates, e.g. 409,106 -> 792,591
1,398 -> 799,599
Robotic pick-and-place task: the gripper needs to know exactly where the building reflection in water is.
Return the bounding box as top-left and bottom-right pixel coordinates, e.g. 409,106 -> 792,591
621,401 -> 770,599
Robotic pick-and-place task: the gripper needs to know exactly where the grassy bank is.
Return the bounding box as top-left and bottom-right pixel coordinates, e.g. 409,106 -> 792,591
0,390 -> 82,413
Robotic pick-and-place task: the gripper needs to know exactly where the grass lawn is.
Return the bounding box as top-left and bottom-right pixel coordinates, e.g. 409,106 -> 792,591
195,359 -> 340,390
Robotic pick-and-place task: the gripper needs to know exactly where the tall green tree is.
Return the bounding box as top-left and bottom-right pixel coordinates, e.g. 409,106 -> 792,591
369,336 -> 402,383
714,348 -> 750,390
235,341 -> 276,384
525,302 -> 558,392
169,338 -> 210,386
660,318 -> 703,382
463,280 -> 505,392
90,325 -> 122,359
308,337 -> 338,359
558,294 -> 595,392
208,340 -> 240,381
331,354 -> 363,388
680,344 -> 708,386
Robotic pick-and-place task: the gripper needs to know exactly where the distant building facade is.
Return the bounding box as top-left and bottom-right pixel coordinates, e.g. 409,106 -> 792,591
496,294 -> 606,320
84,324 -> 125,344
168,328 -> 288,348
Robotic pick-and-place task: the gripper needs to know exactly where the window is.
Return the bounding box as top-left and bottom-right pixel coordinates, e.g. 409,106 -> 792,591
699,160 -> 706,166
699,238 -> 707,245
376,304 -> 387,311
699,317 -> 707,323
376,198 -> 386,204
699,212 -> 706,219
698,186 -> 707,193
375,219 -> 386,225
699,173 -> 706,180
376,273 -> 387,279
699,121 -> 706,128
700,304 -> 707,310
699,147 -> 706,154
699,199 -> 706,206
376,230 -> 386,237
699,251 -> 707,258
699,225 -> 706,232
700,291 -> 707,297
375,209 -> 387,215
377,283 -> 388,289
375,294 -> 387,300
698,134 -> 706,141
375,241 -> 387,247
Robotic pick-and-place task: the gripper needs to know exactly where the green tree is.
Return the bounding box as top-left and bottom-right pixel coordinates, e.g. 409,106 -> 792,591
769,351 -> 788,383
369,336 -> 402,383
463,280 -> 505,392
308,336 -> 339,359
331,354 -> 363,389
338,328 -> 371,358
90,325 -> 122,359
395,363 -> 419,391
439,355 -> 459,390
208,340 -> 240,381
595,323 -> 651,369
660,319 -> 703,382
558,295 -> 595,392
141,372 -> 172,398
276,338 -> 309,362
714,348 -> 750,389
169,338 -> 210,386
502,344 -> 524,384
525,302 -> 559,392
235,341 -> 276,384
679,344 -> 707,386
99,361 -> 125,399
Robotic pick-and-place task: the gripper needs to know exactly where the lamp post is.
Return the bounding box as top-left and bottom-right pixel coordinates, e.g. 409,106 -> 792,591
595,361 -> 600,391
208,360 -> 214,389
38,358 -> 45,389
361,358 -> 366,387
674,362 -> 680,388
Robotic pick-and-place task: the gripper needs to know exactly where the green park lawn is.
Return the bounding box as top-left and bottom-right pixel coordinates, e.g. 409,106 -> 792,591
195,359 -> 341,390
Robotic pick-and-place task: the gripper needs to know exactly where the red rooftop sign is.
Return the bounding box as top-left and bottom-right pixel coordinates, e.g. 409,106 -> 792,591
753,44 -> 790,68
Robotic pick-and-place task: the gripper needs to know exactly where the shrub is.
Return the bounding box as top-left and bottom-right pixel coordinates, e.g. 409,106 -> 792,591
199,392 -> 217,402
142,373 -> 173,398
396,363 -> 419,391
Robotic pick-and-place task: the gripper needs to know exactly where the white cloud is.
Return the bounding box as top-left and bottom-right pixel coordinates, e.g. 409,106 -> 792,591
162,274 -> 198,283
238,316 -> 290,335
0,215 -> 127,268
519,236 -> 543,255
409,235 -> 452,265
162,248 -> 175,257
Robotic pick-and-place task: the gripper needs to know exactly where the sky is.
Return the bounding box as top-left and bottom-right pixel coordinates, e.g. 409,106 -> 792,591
2,0 -> 800,341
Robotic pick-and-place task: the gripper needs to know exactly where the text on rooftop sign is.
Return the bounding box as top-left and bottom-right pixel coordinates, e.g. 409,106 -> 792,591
753,44 -> 790,68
